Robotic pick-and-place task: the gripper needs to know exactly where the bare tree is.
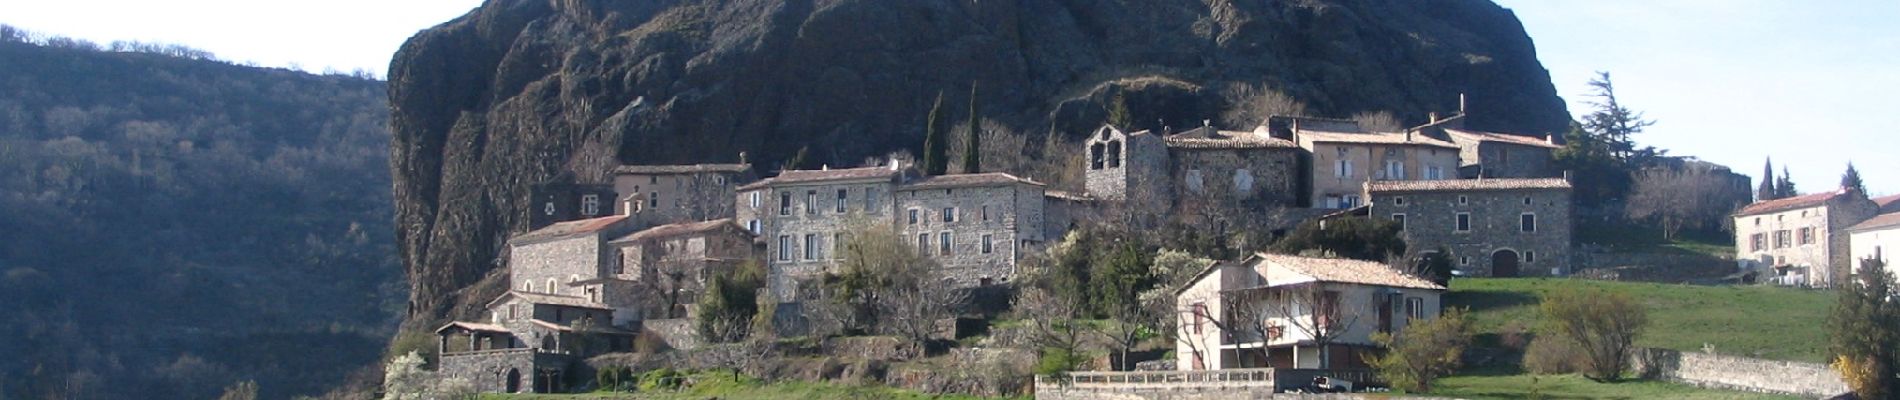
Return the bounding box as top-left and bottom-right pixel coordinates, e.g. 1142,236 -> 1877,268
947,119 -> 1031,175
1015,285 -> 1092,374
825,218 -> 956,345
884,275 -> 970,346
1220,83 -> 1311,128
1626,167 -> 1741,240
1206,284 -> 1362,369
1351,111 -> 1403,133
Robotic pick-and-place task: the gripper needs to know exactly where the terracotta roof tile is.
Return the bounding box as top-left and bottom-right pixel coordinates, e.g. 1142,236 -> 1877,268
1300,130 -> 1459,149
737,166 -> 900,190
1445,129 -> 1560,149
1254,253 -> 1444,290
530,319 -> 637,335
1872,194 -> 1900,212
1734,190 -> 1846,217
486,291 -> 613,310
611,218 -> 744,243
435,321 -> 511,334
1848,213 -> 1900,232
613,164 -> 751,175
510,215 -> 629,244
1367,178 -> 1571,192
898,172 -> 1042,190
1163,127 -> 1299,149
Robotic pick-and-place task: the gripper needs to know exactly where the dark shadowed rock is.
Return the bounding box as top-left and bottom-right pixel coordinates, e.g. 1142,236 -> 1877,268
387,0 -> 1570,328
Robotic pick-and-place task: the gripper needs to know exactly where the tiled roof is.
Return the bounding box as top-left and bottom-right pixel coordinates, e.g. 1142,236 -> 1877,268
737,166 -> 900,190
1254,253 -> 1445,290
1367,178 -> 1571,192
1873,194 -> 1900,213
899,172 -> 1042,190
1163,127 -> 1299,149
486,291 -> 613,310
530,319 -> 638,335
435,321 -> 511,334
1445,129 -> 1560,149
1734,190 -> 1845,217
510,215 -> 628,244
613,164 -> 750,175
1300,130 -> 1459,149
611,218 -> 743,243
1848,213 -> 1900,233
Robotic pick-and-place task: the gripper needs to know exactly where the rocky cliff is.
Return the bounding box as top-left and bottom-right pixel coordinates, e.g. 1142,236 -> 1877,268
387,0 -> 1570,326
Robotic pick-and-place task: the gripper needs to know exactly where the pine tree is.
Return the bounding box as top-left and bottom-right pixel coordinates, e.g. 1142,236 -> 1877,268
1757,158 -> 1777,201
922,91 -> 948,175
1582,71 -> 1658,164
1107,92 -> 1132,130
962,82 -> 981,174
1776,166 -> 1799,198
1842,163 -> 1866,194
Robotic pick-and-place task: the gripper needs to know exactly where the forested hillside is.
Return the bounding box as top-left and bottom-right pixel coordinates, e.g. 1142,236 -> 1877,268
0,27 -> 399,400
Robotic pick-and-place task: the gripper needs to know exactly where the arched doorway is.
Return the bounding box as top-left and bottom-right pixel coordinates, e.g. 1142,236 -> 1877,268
1492,250 -> 1521,277
505,368 -> 521,393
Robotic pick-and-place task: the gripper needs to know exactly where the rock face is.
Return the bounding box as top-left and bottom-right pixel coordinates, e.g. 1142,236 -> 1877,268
388,0 -> 1570,326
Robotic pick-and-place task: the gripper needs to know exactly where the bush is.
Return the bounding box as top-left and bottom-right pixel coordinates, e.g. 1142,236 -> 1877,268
1540,289 -> 1646,381
1366,308 -> 1473,392
1522,334 -> 1584,374
1268,217 -> 1405,262
1034,348 -> 1087,376
1827,258 -> 1899,399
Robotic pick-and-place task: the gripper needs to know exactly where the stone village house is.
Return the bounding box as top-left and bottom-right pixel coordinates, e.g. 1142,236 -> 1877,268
1174,253 -> 1445,371
1366,177 -> 1575,277
1732,188 -> 1880,288
1848,211 -> 1900,280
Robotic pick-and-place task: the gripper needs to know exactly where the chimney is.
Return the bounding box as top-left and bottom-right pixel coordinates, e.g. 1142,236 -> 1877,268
821,164 -> 829,171
1458,93 -> 1468,115
738,151 -> 749,166
1546,134 -> 1558,145
1429,112 -> 1439,124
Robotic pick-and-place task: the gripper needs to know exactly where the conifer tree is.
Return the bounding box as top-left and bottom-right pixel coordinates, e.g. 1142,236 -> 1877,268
1842,163 -> 1866,194
962,82 -> 981,173
922,91 -> 948,175
1776,166 -> 1799,198
1758,158 -> 1777,201
1107,92 -> 1132,130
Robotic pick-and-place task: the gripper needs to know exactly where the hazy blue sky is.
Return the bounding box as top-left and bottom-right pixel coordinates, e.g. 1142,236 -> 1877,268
3,0 -> 1893,196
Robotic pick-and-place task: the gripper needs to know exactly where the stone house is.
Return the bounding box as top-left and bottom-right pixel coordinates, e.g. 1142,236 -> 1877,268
1847,213 -> 1899,279
736,165 -> 1048,301
1366,178 -> 1574,277
507,215 -> 640,301
611,163 -> 752,228
604,218 -> 757,319
1174,253 -> 1444,371
1441,128 -> 1561,178
1293,124 -> 1462,210
527,183 -> 617,230
1732,188 -> 1879,288
1083,123 -> 1303,230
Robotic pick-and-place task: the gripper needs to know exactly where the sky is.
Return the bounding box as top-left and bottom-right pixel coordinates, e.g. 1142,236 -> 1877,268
2,0 -> 1893,196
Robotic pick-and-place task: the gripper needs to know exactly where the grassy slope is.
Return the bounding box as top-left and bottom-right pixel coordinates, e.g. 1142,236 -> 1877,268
1448,278 -> 1833,362
479,371 -> 1018,400
1430,372 -> 1798,400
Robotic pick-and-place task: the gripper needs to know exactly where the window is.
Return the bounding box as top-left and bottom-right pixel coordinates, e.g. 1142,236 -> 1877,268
1523,197 -> 1533,205
1458,195 -> 1468,205
1798,227 -> 1815,245
804,234 -> 818,260
546,278 -> 557,295
939,232 -> 953,255
1186,169 -> 1204,192
917,234 -> 930,253
1526,251 -> 1537,263
1773,230 -> 1792,249
1089,143 -> 1105,170
865,187 -> 879,212
1384,159 -> 1404,180
1750,233 -> 1766,252
749,191 -> 761,208
747,220 -> 761,234
1393,214 -> 1407,231
581,194 -> 600,215
942,207 -> 956,223
1191,302 -> 1207,334
1394,196 -> 1406,206
1406,297 -> 1424,319
1105,141 -> 1122,168
1325,195 -> 1341,209
1343,195 -> 1361,208
907,208 -> 920,225
1456,213 -> 1471,232
1521,214 -> 1537,232
805,191 -> 818,215
1335,158 -> 1354,178
1235,168 -> 1254,192
523,282 -> 532,292
648,192 -> 658,208
544,202 -> 555,216
833,233 -> 845,258
650,176 -> 658,184
778,192 -> 792,216
778,235 -> 793,261
981,234 -> 994,254
1461,256 -> 1470,265
981,206 -> 990,221
836,189 -> 848,213
1424,165 -> 1444,180
1754,217 -> 1761,226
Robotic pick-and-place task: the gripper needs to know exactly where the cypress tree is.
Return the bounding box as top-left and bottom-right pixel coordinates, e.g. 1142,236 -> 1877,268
1758,158 -> 1777,201
962,82 -> 981,174
1777,166 -> 1798,198
922,91 -> 948,175
1843,163 -> 1866,194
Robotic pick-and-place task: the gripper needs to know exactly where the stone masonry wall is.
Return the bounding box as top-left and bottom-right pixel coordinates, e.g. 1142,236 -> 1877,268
1632,348 -> 1848,397
1372,187 -> 1572,276
1168,148 -> 1301,211
438,349 -> 572,393
511,236 -> 604,296
897,184 -> 1028,286
755,181 -> 895,300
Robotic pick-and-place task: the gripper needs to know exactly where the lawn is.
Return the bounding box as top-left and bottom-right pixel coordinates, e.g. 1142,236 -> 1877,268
1576,221 -> 1735,258
1428,369 -> 1799,400
477,371 -> 1019,400
1447,278 -> 1836,362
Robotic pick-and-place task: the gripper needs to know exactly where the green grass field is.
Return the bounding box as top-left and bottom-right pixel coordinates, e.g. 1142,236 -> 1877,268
1448,278 -> 1835,362
1428,369 -> 1799,400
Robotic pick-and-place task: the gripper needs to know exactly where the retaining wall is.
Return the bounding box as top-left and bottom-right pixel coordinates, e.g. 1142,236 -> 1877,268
1633,347 -> 1848,398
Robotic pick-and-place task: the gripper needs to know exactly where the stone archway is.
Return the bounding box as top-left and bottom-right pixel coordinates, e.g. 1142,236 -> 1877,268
1492,249 -> 1521,277
505,368 -> 521,393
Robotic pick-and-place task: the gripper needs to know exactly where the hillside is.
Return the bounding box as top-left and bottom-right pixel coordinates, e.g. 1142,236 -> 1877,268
0,33 -> 399,399
1448,278 -> 1834,363
388,0 -> 1574,334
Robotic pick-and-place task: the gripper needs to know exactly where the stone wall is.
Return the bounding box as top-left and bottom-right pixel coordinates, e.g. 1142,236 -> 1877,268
896,183 -> 1031,286
438,349 -> 573,393
1168,147 -> 1302,214
642,318 -> 700,351
511,235 -> 607,295
1631,348 -> 1848,398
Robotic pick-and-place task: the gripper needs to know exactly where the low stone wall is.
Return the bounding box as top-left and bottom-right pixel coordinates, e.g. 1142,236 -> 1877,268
1632,348 -> 1848,397
437,349 -> 572,393
1032,369 -> 1384,400
642,319 -> 699,350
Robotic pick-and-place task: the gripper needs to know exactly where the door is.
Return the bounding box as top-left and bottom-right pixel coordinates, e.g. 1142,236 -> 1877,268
1493,250 -> 1521,277
505,368 -> 521,393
